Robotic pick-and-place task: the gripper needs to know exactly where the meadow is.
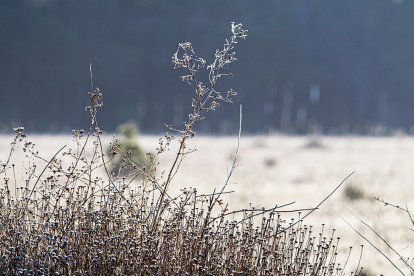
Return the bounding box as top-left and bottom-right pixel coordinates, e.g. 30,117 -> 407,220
1,133 -> 413,274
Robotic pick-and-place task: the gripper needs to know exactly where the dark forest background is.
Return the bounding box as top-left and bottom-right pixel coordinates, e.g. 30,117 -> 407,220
1,0 -> 413,134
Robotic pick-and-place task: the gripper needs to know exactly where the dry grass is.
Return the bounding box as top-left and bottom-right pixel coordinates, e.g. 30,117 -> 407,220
153,134 -> 414,275
2,134 -> 414,274
0,22 -> 355,275
0,135 -> 351,275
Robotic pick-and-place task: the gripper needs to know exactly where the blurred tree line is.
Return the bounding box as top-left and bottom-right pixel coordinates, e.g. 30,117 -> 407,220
0,0 -> 413,134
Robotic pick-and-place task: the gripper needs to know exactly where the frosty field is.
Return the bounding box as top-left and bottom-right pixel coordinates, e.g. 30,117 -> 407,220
1,134 -> 413,274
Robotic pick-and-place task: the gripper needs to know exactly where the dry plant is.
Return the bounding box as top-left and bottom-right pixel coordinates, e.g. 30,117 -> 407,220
343,184 -> 366,202
0,23 -> 354,275
108,121 -> 151,177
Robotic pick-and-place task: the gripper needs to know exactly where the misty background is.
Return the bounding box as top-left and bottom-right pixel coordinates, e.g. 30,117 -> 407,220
1,0 -> 413,134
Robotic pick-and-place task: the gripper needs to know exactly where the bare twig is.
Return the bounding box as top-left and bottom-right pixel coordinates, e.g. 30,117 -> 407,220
344,206 -> 414,273
337,212 -> 405,275
276,171 -> 355,235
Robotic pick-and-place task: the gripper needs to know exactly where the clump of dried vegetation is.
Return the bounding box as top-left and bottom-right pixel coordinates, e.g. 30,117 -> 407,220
343,183 -> 367,202
0,23 -> 357,275
107,121 -> 152,177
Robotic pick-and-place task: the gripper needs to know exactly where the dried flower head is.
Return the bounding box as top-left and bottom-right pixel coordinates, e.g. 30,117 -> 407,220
13,127 -> 26,139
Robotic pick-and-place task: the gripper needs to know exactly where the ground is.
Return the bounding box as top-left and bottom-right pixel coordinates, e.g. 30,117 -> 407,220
1,134 -> 413,275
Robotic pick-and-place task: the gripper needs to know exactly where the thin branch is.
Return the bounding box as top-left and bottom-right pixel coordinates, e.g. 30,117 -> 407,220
345,206 -> 414,273
276,171 -> 355,235
212,104 -> 242,209
28,145 -> 66,199
337,212 -> 405,276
